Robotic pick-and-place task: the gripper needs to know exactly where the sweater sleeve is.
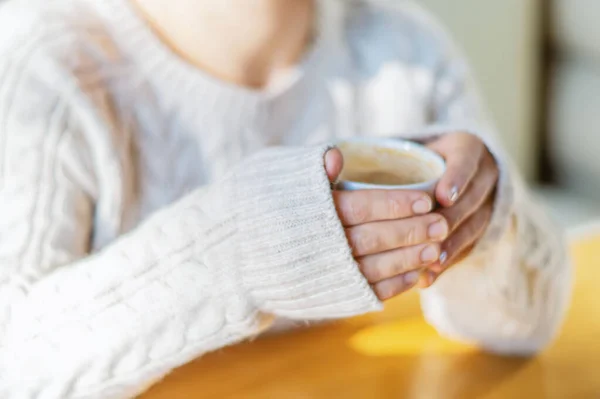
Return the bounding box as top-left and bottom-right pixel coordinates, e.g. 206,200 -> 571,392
0,74 -> 381,398
403,5 -> 572,354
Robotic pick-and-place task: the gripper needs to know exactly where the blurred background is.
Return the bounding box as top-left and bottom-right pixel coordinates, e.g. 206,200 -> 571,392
2,0 -> 596,228
422,0 -> 600,229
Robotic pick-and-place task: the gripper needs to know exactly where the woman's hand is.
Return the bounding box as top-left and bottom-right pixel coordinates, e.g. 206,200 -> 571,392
423,132 -> 500,287
325,149 -> 449,300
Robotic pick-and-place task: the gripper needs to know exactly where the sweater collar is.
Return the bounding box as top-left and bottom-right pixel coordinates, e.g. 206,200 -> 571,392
93,0 -> 346,110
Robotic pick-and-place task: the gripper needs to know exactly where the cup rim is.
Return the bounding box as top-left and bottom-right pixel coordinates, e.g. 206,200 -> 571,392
335,137 -> 446,190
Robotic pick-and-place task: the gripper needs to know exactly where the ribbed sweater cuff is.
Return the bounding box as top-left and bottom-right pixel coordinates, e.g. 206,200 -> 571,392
230,145 -> 383,319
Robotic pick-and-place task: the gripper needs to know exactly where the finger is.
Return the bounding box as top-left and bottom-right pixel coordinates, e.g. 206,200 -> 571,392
428,133 -> 485,207
442,200 -> 493,265
416,270 -> 436,289
437,153 -> 499,232
427,245 -> 474,276
372,270 -> 421,301
325,148 -> 344,183
448,245 -> 474,266
427,199 -> 494,285
334,189 -> 433,227
346,213 -> 448,257
358,243 -> 441,283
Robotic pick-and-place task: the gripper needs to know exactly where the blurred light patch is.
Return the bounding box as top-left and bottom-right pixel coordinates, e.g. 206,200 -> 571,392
348,317 -> 478,356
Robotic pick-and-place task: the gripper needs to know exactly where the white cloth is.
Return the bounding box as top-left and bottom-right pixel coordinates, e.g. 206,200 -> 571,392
0,0 -> 571,397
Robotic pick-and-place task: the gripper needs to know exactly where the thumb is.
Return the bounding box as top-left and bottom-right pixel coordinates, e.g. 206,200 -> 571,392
324,148 -> 344,183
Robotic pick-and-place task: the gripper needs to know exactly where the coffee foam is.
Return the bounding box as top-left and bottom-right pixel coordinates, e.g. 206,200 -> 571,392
338,143 -> 442,186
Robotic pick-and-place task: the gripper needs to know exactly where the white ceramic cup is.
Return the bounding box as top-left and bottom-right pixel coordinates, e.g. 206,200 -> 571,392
335,137 -> 446,195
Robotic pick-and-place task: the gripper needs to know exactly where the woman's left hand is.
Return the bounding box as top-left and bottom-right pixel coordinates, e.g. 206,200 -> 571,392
422,132 -> 499,287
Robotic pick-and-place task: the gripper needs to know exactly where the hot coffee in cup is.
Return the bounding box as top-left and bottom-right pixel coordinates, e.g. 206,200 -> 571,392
336,137 -> 445,195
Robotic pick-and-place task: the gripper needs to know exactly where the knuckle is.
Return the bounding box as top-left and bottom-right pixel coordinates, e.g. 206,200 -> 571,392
353,229 -> 379,255
404,225 -> 419,245
388,196 -> 406,218
363,233 -> 380,254
368,265 -> 382,282
389,255 -> 409,277
345,228 -> 360,254
346,197 -> 369,224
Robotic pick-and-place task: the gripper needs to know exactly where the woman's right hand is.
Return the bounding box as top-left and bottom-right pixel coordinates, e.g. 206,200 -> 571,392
325,149 -> 449,301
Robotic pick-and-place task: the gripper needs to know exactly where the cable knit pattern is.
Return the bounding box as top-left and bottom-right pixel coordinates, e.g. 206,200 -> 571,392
0,144 -> 381,398
0,0 -> 570,397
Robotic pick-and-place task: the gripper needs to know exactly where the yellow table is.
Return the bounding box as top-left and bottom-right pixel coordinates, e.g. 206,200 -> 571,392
142,233 -> 600,399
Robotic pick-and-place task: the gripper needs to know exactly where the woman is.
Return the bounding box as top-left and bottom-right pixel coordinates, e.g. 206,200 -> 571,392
0,0 -> 570,397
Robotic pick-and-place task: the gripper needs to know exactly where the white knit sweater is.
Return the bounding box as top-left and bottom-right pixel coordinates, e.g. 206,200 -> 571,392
0,0 -> 571,397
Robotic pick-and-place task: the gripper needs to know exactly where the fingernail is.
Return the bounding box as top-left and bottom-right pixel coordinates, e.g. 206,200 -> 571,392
404,270 -> 420,286
412,198 -> 432,214
420,245 -> 439,263
448,186 -> 459,203
428,219 -> 448,239
439,251 -> 448,264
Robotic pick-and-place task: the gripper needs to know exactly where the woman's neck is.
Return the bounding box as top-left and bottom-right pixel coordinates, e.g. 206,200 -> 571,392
131,0 -> 316,89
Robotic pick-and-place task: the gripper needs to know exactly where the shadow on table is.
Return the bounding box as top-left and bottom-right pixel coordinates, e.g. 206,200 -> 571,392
141,319 -> 547,399
344,316 -> 546,398
404,352 -> 542,399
